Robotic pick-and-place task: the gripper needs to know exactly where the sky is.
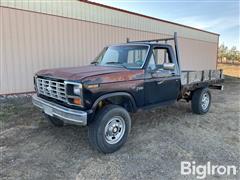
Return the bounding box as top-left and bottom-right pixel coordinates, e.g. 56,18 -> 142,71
90,0 -> 240,50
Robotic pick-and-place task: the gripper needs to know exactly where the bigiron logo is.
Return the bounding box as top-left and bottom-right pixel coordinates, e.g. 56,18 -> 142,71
181,161 -> 239,179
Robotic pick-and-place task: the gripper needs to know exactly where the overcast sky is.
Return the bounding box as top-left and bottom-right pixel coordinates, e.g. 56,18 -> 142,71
90,0 -> 239,49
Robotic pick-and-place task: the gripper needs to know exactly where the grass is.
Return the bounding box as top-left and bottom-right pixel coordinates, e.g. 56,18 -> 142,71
217,63 -> 240,78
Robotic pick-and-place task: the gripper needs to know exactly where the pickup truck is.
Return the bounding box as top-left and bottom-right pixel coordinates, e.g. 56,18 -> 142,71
32,33 -> 224,153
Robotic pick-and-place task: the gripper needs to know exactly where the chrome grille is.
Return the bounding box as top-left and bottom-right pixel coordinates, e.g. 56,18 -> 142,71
36,78 -> 67,102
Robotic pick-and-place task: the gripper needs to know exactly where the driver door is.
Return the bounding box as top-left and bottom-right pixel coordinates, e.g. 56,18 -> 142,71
144,47 -> 180,105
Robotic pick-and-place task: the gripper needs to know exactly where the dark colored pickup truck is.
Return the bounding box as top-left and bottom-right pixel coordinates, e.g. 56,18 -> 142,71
32,33 -> 224,153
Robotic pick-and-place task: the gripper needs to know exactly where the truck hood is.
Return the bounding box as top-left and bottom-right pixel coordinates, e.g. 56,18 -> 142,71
36,65 -> 143,83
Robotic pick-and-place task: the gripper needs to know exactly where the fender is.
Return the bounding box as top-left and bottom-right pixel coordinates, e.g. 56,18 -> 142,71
91,92 -> 137,112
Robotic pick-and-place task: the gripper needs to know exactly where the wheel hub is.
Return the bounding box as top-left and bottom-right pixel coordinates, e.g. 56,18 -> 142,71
201,93 -> 210,110
104,116 -> 126,144
113,127 -> 118,133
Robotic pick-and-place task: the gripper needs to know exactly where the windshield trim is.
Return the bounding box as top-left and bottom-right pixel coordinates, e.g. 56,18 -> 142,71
97,44 -> 150,69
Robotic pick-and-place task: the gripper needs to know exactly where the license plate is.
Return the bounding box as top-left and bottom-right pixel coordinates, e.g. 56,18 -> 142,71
44,106 -> 53,116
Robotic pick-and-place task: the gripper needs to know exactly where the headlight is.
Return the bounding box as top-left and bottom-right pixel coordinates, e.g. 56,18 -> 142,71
65,82 -> 83,107
72,84 -> 83,106
73,84 -> 82,96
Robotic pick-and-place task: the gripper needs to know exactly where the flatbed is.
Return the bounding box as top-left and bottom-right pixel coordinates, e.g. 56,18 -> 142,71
181,69 -> 224,97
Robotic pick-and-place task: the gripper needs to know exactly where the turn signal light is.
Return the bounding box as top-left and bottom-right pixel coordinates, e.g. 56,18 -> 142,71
73,98 -> 81,105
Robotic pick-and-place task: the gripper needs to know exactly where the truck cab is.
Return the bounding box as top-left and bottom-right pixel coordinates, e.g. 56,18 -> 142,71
32,33 -> 223,153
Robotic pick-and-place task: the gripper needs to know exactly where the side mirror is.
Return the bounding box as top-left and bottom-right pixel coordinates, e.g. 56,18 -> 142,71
163,63 -> 175,70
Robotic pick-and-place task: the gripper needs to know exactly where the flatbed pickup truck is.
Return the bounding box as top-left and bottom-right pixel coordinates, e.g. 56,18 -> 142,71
32,33 -> 224,153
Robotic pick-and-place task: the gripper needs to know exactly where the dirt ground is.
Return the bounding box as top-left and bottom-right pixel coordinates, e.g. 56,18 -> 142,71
1,76 -> 239,180
218,63 -> 240,78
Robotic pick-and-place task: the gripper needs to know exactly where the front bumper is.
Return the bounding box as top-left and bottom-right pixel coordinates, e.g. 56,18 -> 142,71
32,94 -> 87,125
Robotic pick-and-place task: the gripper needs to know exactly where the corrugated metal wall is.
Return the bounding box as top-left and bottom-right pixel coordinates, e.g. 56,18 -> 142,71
1,0 -> 218,43
0,1 -> 219,94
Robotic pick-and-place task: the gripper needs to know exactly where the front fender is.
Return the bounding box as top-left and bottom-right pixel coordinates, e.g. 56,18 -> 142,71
91,92 -> 137,112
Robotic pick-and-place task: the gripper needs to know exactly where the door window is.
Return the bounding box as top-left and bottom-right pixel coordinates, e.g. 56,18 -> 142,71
147,47 -> 172,70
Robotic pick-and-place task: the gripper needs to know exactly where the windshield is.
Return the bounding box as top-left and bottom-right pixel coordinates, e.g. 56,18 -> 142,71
94,45 -> 149,69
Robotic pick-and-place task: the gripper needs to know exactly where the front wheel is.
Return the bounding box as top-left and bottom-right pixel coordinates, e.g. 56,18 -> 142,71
191,87 -> 211,114
88,105 -> 131,153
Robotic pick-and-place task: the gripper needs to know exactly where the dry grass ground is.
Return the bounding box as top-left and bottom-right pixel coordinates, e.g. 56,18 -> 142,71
218,63 -> 240,78
0,77 -> 239,180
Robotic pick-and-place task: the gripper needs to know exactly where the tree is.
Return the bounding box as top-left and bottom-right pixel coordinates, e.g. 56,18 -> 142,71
218,44 -> 240,64
218,44 -> 228,62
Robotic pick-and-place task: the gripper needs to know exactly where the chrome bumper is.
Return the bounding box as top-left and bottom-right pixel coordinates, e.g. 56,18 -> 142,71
32,94 -> 87,126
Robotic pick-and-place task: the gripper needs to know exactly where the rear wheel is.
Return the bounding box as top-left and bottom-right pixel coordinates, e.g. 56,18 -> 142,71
88,105 -> 131,153
46,115 -> 64,127
191,87 -> 211,114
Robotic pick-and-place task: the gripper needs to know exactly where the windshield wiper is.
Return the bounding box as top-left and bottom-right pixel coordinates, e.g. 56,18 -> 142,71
91,61 -> 98,65
106,62 -> 121,64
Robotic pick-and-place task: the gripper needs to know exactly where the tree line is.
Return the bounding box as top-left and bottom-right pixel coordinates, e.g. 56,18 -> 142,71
218,44 -> 240,64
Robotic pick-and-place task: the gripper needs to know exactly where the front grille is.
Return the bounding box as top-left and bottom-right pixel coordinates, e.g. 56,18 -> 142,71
36,78 -> 67,103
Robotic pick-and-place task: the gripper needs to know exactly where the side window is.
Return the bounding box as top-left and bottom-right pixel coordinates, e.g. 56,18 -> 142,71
147,47 -> 173,71
153,48 -> 172,69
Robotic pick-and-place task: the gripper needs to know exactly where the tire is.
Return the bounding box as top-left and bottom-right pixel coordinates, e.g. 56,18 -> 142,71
191,87 -> 211,114
46,115 -> 64,127
88,104 -> 131,154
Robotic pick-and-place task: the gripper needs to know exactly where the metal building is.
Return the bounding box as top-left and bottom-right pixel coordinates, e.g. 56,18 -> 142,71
0,0 -> 219,95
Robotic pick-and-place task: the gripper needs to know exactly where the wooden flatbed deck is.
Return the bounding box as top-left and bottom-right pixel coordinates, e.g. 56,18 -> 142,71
181,69 -> 224,95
